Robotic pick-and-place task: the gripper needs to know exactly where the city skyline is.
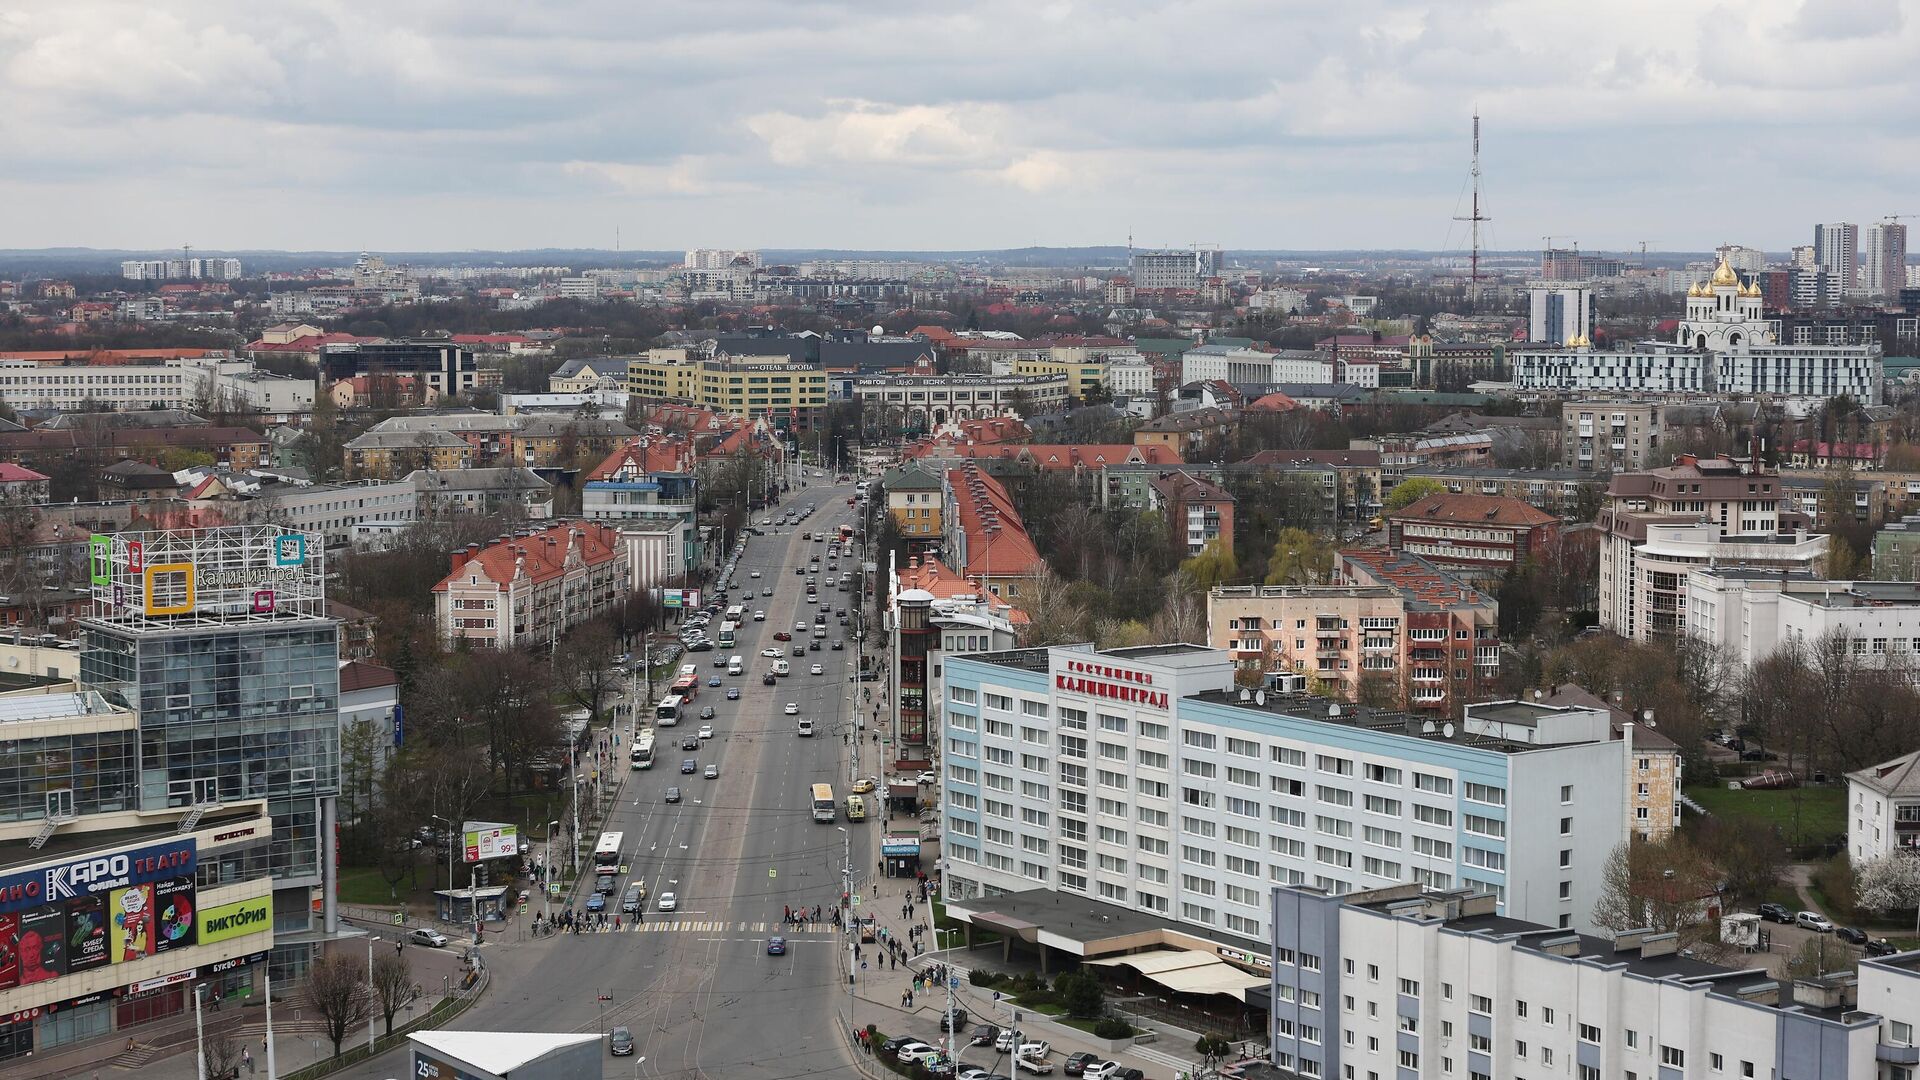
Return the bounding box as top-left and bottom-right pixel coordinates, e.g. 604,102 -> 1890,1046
3,0 -> 1916,252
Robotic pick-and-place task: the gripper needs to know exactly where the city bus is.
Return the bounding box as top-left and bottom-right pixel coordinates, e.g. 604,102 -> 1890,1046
594,832 -> 624,867
716,620 -> 738,649
811,783 -> 837,822
724,604 -> 745,624
656,694 -> 684,726
837,524 -> 855,543
631,731 -> 656,769
670,673 -> 699,701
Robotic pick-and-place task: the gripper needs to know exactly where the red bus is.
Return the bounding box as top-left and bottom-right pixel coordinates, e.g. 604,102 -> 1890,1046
837,524 -> 854,542
670,674 -> 699,701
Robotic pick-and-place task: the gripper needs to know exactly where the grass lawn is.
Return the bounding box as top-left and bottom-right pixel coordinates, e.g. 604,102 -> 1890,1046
337,865 -> 415,907
1684,784 -> 1845,848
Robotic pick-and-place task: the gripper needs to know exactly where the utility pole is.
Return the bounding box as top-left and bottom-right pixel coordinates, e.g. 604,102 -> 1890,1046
1453,112 -> 1490,309
841,826 -> 856,1045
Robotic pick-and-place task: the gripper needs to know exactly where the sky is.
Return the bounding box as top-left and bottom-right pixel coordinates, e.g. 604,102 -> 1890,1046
2,0 -> 1916,254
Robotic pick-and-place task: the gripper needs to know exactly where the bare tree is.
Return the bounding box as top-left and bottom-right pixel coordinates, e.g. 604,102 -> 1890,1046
304,954 -> 373,1057
371,951 -> 421,1035
1590,839 -> 1722,946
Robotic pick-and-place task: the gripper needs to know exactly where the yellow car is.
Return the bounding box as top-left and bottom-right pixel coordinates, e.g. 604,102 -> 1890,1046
850,777 -> 877,794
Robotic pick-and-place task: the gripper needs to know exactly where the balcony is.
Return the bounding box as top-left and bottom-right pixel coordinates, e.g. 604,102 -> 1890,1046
1878,1043 -> 1920,1066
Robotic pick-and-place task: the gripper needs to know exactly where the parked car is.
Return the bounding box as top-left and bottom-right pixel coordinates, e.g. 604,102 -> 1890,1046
1797,910 -> 1835,932
1866,938 -> 1900,957
406,928 -> 448,947
1758,903 -> 1794,923
994,1030 -> 1023,1053
880,1038 -> 917,1056
1062,1052 -> 1101,1076
896,1043 -> 942,1064
970,1025 -> 1002,1048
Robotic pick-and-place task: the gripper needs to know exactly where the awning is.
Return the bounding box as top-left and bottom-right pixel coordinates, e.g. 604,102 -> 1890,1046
1087,950 -> 1219,976
1147,961 -> 1269,1002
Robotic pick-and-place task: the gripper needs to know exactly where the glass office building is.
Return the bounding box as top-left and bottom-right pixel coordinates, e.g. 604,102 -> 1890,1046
78,526 -> 341,978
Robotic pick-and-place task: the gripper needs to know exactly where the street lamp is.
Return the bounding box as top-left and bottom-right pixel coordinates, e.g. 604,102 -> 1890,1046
838,826 -> 855,1044
430,813 -> 456,905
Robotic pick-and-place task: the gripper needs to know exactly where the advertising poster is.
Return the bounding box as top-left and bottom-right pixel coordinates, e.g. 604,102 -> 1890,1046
197,896 -> 271,946
153,878 -> 196,954
111,883 -> 155,964
64,894 -> 108,973
18,905 -> 66,985
0,913 -> 19,991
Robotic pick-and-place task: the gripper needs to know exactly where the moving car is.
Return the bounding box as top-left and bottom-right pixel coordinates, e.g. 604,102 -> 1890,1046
664,786 -> 682,803
792,645 -> 806,657
774,632 -> 791,642
1759,902 -> 1794,923
707,676 -> 722,687
798,719 -> 814,737
1867,938 -> 1900,957
750,570 -> 762,578
682,736 -> 699,751
585,893 -> 606,913
767,936 -> 787,955
595,873 -> 617,894
726,687 -> 740,700
657,891 -> 678,911
808,640 -> 821,651
1797,910 -> 1835,932
621,884 -> 647,913
810,663 -> 823,675
763,647 -> 784,657
698,724 -> 714,739
796,621 -> 808,631
610,1026 -> 634,1056
699,705 -> 716,720
704,764 -> 719,779
406,928 -> 448,947
832,639 -> 844,650
785,702 -> 800,715
753,611 -> 765,621
681,758 -> 697,773
763,673 -> 777,685
851,777 -> 876,793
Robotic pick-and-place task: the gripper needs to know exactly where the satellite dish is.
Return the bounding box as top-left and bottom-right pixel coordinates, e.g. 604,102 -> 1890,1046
1254,690 -> 1266,707
1441,722 -> 1455,738
1421,720 -> 1436,734
1238,688 -> 1250,702
1327,704 -> 1341,717
871,324 -> 885,336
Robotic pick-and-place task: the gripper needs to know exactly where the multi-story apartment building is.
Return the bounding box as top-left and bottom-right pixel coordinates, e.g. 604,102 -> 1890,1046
1866,222 -> 1909,300
882,463 -> 946,542
1687,569 -> 1920,669
1148,470 -> 1235,558
1512,258 -> 1882,408
855,373 -> 1068,426
940,644 -> 1627,944
1848,749 -> 1920,861
1209,550 -> 1499,713
1239,451 -> 1384,525
1130,248 -> 1222,291
1561,398 -> 1672,472
432,521 -> 627,648
508,415 -> 637,468
624,350 -> 829,419
1527,285 -> 1594,346
342,429 -> 474,480
1598,455 -> 1828,639
942,464 -> 1044,603
1403,466 -> 1603,519
1816,221 -> 1860,286
886,555 -> 1022,776
1266,883 -> 1910,1080
1386,493 -> 1560,586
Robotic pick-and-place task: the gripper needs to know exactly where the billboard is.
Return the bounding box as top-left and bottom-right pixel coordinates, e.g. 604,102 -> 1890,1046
0,837 -> 196,917
87,527 -> 326,626
198,896 -> 271,947
110,884 -> 154,964
18,905 -> 66,985
154,877 -> 197,953
462,823 -> 518,864
65,895 -> 108,973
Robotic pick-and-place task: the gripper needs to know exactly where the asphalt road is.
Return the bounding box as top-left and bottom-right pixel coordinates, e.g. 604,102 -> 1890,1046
334,477 -> 877,1080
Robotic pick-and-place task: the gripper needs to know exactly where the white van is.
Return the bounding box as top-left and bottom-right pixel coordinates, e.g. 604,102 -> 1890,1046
773,659 -> 790,677
727,655 -> 744,676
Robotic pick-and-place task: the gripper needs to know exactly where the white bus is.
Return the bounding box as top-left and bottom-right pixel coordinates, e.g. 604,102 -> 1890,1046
656,695 -> 684,726
811,783 -> 836,822
594,832 -> 624,867
716,621 -> 738,649
631,732 -> 656,769
724,604 -> 745,623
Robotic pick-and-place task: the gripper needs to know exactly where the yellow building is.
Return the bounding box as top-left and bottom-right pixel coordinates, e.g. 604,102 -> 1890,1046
1012,356 -> 1109,400
625,350 -> 827,417
882,463 -> 945,538
342,430 -> 474,479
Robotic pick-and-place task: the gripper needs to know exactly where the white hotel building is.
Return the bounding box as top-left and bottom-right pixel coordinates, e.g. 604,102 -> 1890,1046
939,645 -> 1628,947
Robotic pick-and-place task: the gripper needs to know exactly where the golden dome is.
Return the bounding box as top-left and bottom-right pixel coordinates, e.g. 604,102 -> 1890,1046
1710,256 -> 1739,287
1687,281 -> 1706,297
1567,333 -> 1589,348
1744,279 -> 1763,298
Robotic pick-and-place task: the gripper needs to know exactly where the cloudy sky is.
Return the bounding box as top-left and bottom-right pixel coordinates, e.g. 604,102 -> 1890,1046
2,0 -> 1914,253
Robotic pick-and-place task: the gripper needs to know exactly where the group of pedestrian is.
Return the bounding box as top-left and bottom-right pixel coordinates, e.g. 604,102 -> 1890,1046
781,903 -> 823,927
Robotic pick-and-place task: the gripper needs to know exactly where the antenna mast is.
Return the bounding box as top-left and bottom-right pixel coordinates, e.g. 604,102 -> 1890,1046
1453,112 -> 1490,308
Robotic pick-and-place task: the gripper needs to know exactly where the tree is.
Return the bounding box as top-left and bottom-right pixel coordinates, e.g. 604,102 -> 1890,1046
371,951 -> 421,1035
304,954 -> 373,1057
1856,852 -> 1920,935
1382,476 -> 1446,515
1179,538 -> 1237,591
557,620 -> 622,726
204,1026 -> 245,1080
1265,528 -> 1333,586
1054,970 -> 1105,1020
1590,838 -> 1722,944
1784,935 -> 1842,982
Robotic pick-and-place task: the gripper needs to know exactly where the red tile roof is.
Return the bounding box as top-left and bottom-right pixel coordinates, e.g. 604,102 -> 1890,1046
339,660 -> 399,693
0,464 -> 49,483
949,443 -> 1181,469
244,332 -> 379,353
945,465 -> 1044,579
0,348 -> 226,364
1246,392 -> 1301,412
1388,492 -> 1558,528
894,555 -> 979,599
587,436 -> 695,480
432,521 -> 624,592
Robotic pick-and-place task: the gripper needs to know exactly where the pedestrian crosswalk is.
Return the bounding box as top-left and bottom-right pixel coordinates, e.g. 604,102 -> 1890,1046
581,920 -> 839,934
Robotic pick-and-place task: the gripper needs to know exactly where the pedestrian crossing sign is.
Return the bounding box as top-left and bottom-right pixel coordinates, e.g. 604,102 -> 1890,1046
852,894 -> 862,906
769,868 -> 777,879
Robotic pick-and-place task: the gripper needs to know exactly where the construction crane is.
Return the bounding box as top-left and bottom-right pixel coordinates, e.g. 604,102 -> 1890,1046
1884,214 -> 1916,224
1638,240 -> 1654,269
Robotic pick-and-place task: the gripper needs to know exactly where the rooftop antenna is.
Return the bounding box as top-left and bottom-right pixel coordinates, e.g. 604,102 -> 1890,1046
1638,240 -> 1653,269
1453,111 -> 1490,309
